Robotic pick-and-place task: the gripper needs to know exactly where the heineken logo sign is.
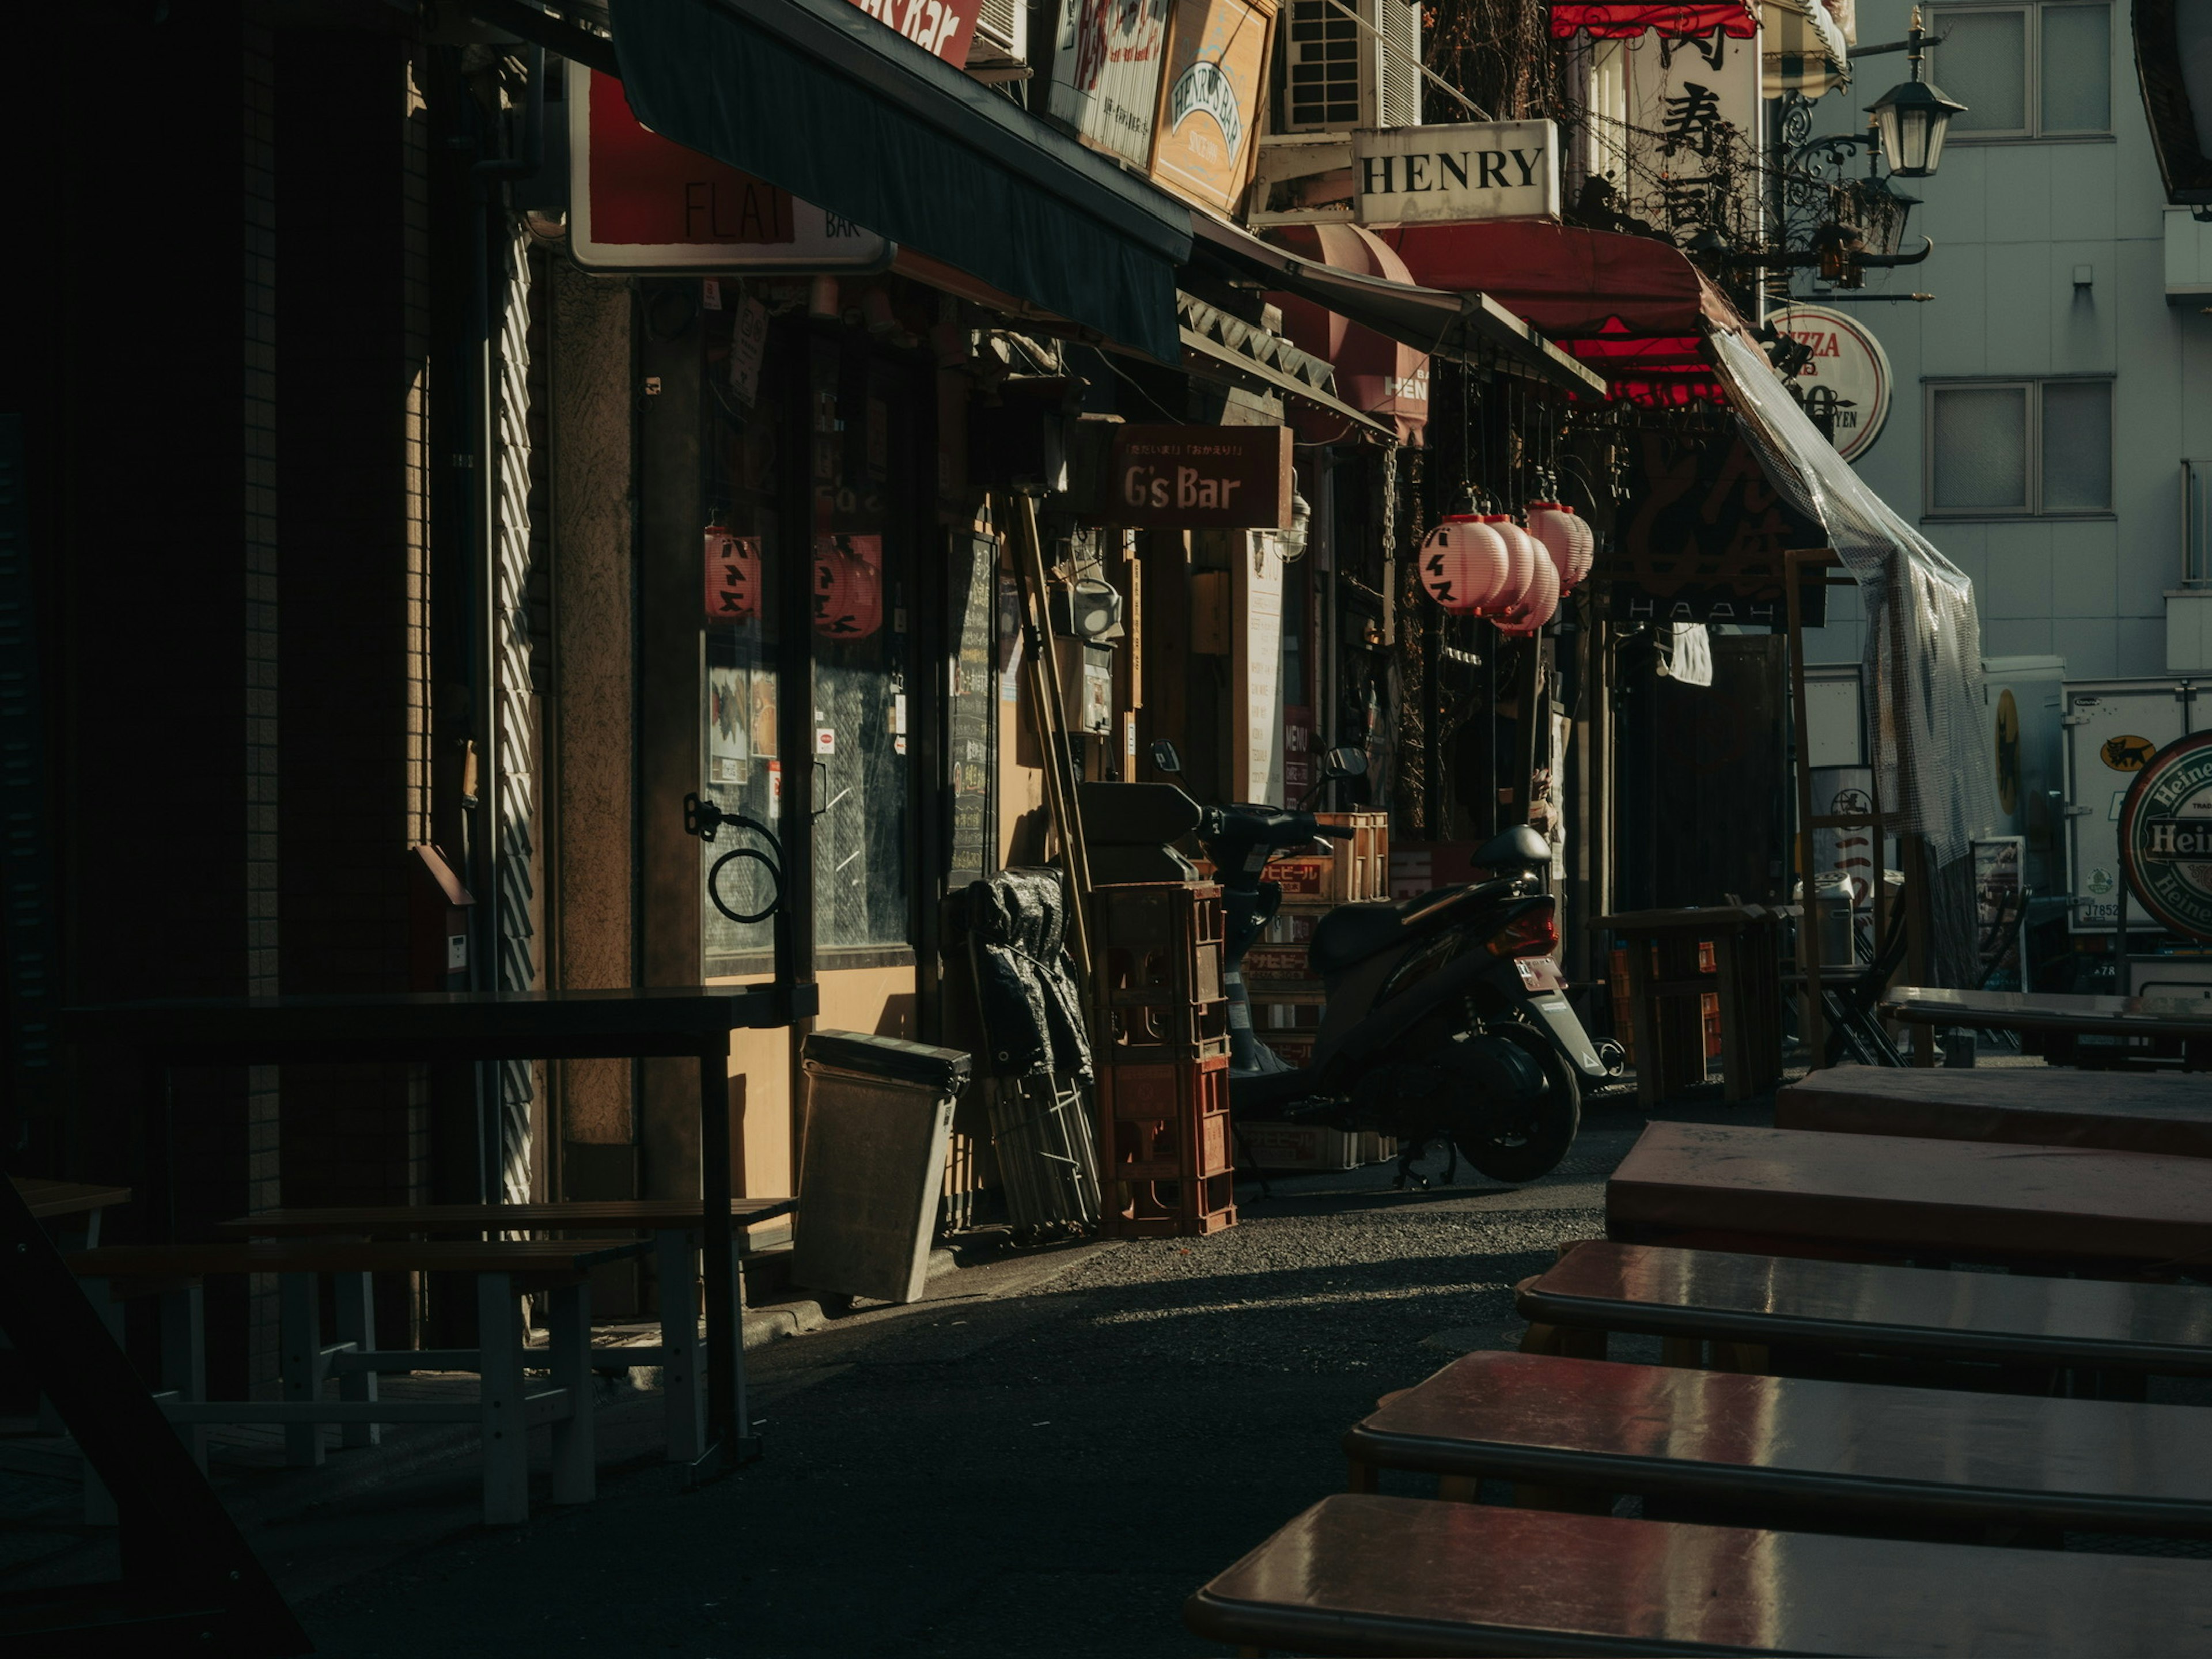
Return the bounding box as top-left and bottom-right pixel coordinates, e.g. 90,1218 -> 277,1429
2116,732 -> 2212,940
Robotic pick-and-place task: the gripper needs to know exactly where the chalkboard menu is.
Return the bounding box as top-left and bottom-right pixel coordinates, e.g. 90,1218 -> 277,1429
947,532 -> 998,888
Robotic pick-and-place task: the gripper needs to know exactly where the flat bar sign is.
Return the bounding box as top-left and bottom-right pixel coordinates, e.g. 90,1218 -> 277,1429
1108,426 -> 1292,528
844,0 -> 979,64
569,71 -> 892,271
1353,120 -> 1561,226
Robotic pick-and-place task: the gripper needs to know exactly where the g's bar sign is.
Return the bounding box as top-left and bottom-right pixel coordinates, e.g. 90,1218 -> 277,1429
1107,425 -> 1293,529
1354,120 -> 1560,227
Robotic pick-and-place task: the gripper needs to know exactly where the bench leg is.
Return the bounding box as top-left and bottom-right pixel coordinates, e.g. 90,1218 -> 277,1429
657,1229 -> 704,1464
333,1270 -> 380,1449
1660,1335 -> 1706,1369
1347,1455 -> 1377,1494
548,1281 -> 594,1505
160,1283 -> 208,1472
1520,1321 -> 1608,1362
81,1278 -> 118,1527
281,1271 -> 326,1468
478,1271 -> 528,1525
1436,1474 -> 1479,1502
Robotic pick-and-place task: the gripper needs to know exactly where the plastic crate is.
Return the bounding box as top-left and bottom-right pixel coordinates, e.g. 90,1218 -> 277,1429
1094,882 -> 1229,1065
1236,1120 -> 1358,1172
1096,1055 -> 1236,1237
1315,810 -> 1389,902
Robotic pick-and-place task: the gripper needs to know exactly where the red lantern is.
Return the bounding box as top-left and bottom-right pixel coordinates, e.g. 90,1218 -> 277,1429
812,534 -> 884,640
1417,515 -> 1512,614
1527,502 -> 1594,593
704,527 -> 761,623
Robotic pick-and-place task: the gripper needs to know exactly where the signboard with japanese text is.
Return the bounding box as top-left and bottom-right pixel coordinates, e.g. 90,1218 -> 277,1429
569,71 -> 892,271
1353,120 -> 1561,226
843,0 -> 980,65
1147,0 -> 1276,214
1105,425 -> 1293,528
1771,302 -> 1893,463
1050,0 -> 1173,166
1616,27 -> 1762,247
1602,430 -> 1826,625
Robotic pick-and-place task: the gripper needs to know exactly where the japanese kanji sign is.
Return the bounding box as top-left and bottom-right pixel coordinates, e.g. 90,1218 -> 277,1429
1601,431 -> 1825,624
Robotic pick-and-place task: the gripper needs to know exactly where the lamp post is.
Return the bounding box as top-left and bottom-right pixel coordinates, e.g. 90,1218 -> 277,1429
1866,8 -> 1966,177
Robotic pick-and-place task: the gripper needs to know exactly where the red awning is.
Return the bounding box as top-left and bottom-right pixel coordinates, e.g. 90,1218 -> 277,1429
1562,323 -> 1725,406
1549,1 -> 1760,37
1263,224 -> 1431,445
1373,221 -> 1707,340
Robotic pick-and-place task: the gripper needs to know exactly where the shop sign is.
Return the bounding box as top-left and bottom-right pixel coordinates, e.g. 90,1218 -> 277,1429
843,0 -> 979,64
1353,120 -> 1561,226
1106,425 -> 1293,528
1604,430 -> 1826,625
1770,303 -> 1892,463
569,71 -> 891,272
1049,0 -> 1172,166
1147,0 -> 1275,215
2118,732 -> 2212,940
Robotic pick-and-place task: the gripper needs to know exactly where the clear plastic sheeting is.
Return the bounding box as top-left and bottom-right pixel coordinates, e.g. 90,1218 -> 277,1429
1708,327 -> 1997,984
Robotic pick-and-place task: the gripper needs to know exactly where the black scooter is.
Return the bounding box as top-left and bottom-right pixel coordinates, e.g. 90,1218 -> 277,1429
1123,744 -> 1608,1185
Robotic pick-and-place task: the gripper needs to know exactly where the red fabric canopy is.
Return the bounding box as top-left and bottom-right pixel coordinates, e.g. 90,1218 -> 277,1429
1373,221 -> 1707,340
1562,323 -> 1725,406
1264,224 -> 1431,446
1549,1 -> 1759,38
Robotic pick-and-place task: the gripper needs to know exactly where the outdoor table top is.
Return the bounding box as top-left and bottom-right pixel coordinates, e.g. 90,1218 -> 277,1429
1594,903 -> 1786,933
213,1198 -> 797,1237
67,1238 -> 653,1280
1881,986 -> 2212,1039
1607,1120 -> 2212,1270
1185,1493 -> 2212,1657
60,984 -> 818,1066
1519,1240 -> 2212,1375
12,1177 -> 130,1220
1777,1064 -> 2212,1157
1344,1349 -> 2212,1535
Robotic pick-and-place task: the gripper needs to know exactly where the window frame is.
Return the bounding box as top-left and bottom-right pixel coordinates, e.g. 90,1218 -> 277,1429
1922,374 -> 2115,521
1929,0 -> 2113,142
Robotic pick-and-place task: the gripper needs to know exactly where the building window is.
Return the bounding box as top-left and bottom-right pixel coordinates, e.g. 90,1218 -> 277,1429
1931,3 -> 2111,138
1925,378 -> 2111,517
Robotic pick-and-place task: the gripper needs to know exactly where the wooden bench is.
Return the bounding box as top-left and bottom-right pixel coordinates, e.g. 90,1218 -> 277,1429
1185,1493 -> 2212,1656
69,1237 -> 650,1525
1607,1120 -> 2212,1272
1342,1350 -> 2212,1536
1777,1065 -> 2212,1157
1517,1240 -> 2212,1387
213,1198 -> 796,1465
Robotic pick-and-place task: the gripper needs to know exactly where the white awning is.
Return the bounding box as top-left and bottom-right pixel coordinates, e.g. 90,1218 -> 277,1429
1763,0 -> 1852,97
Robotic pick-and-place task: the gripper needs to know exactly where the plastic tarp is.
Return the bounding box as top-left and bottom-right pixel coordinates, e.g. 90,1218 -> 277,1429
1707,327 -> 1995,983
607,0 -> 1190,362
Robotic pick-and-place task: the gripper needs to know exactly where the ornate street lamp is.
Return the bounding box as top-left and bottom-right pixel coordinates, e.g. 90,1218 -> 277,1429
1866,9 -> 1966,177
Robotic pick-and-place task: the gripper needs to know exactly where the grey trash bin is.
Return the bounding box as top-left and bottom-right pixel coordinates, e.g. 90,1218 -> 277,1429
791,1031 -> 973,1305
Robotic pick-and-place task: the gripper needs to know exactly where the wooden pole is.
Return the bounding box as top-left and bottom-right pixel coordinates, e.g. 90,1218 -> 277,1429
1786,550 -> 1828,1070
1884,573 -> 1936,1066
1004,493 -> 1095,987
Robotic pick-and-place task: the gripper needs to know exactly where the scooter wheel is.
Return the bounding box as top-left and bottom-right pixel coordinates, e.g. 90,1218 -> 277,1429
1450,1023 -> 1580,1185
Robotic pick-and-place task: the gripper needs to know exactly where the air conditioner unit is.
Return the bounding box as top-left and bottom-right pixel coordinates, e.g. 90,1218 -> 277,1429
1279,0 -> 1421,134
967,0 -> 1029,70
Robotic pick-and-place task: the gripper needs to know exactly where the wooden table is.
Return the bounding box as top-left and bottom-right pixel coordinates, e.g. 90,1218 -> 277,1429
1597,906 -> 1787,1107
1518,1240 -> 2212,1380
1778,1065 -> 2212,1157
62,985 -> 815,1474
12,1177 -> 129,1238
1881,987 -> 2212,1063
1186,1493 -> 2212,1656
213,1198 -> 798,1464
1607,1120 -> 2212,1273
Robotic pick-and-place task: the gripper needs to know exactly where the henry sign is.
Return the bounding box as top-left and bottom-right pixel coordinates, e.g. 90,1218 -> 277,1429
1107,425 -> 1293,528
1354,120 -> 1560,226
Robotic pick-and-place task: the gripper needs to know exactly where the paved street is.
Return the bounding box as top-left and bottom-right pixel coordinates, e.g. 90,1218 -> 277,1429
300,1093 -> 1658,1657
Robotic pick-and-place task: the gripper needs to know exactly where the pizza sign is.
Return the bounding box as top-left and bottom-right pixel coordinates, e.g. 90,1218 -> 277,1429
1770,302 -> 1892,463
2116,731 -> 2212,940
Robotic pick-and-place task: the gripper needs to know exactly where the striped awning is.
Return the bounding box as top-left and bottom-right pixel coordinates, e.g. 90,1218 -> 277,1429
1763,0 -> 1852,96
1548,1 -> 1759,39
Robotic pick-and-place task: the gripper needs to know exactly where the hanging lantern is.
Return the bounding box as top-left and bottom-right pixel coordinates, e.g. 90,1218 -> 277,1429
703,527 -> 762,623
812,535 -> 884,640
1416,514 -> 1512,614
1482,515 -> 1539,615
1495,541 -> 1560,637
1527,502 -> 1596,593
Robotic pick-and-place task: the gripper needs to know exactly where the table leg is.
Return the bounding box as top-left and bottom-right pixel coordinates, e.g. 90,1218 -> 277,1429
548,1281 -> 594,1505
1624,938 -> 1659,1111
81,1278 -> 118,1527
656,1228 -> 704,1464
334,1270 -> 380,1449
160,1283 -> 207,1471
698,1041 -> 756,1474
477,1271 -> 528,1525
1712,931 -> 1749,1105
279,1271 -> 324,1469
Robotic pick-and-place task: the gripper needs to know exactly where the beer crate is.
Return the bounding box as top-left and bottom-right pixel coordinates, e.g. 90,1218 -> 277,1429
1096,1055 -> 1237,1237
1093,881 -> 1229,1065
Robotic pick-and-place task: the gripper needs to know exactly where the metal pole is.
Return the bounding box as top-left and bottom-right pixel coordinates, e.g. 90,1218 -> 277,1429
1786,550 -> 1828,1069
1005,494 -> 1095,986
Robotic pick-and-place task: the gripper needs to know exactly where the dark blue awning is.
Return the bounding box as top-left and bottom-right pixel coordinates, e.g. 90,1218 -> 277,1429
608,0 -> 1191,361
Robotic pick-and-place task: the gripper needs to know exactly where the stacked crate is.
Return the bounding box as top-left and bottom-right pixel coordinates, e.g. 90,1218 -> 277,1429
1090,882 -> 1236,1237
1243,810 -> 1389,1068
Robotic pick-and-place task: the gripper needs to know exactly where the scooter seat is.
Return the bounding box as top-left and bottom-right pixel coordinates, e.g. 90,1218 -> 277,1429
1309,900 -> 1419,976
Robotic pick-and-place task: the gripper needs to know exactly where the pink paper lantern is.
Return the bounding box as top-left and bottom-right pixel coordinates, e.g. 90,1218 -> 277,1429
1482,515 -> 1539,615
1494,543 -> 1559,637
1526,502 -> 1595,594
1417,514 -> 1512,615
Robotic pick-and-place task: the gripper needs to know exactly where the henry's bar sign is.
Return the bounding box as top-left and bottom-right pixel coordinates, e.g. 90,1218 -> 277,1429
1107,425 -> 1292,528
1353,120 -> 1560,227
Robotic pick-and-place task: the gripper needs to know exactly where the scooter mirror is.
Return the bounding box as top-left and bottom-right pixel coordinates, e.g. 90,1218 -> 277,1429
1321,746 -> 1367,781
1150,740 -> 1183,775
